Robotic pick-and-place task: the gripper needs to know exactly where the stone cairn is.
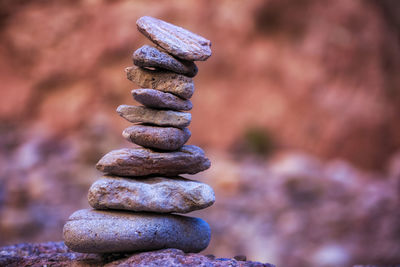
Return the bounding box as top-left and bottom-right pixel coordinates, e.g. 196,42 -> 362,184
63,16 -> 215,254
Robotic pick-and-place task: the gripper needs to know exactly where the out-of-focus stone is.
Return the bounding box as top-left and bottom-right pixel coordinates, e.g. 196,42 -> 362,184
122,125 -> 191,151
63,209 -> 211,253
126,66 -> 194,99
132,89 -> 193,111
96,145 -> 210,176
234,255 -> 247,261
133,45 -> 198,77
136,16 -> 212,61
88,176 -> 215,213
117,105 -> 191,128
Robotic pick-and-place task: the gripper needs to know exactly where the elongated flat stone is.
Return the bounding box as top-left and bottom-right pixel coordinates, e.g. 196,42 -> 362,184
123,125 -> 191,151
136,16 -> 212,61
117,105 -> 191,128
63,209 -> 211,253
132,89 -> 193,111
126,66 -> 194,99
96,145 -> 210,176
88,176 -> 215,213
133,45 -> 198,77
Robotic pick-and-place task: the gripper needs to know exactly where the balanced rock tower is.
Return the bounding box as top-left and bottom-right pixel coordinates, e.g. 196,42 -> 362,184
63,16 -> 214,254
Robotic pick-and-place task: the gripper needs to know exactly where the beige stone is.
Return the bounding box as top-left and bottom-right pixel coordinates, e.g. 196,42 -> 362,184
96,145 -> 211,176
136,16 -> 211,61
126,66 -> 194,99
117,105 -> 191,128
88,176 -> 215,213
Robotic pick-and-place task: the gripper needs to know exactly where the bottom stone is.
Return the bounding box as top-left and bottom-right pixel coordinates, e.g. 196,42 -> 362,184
63,209 -> 211,254
0,242 -> 276,267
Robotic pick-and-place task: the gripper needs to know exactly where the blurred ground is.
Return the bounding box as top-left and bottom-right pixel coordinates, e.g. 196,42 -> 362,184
0,0 -> 399,266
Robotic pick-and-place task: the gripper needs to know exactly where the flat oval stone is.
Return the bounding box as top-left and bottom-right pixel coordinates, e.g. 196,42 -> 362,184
63,209 -> 211,253
117,105 -> 191,128
126,66 -> 194,99
88,176 -> 215,213
132,89 -> 193,111
122,125 -> 191,151
96,145 -> 210,176
133,45 -> 198,77
136,16 -> 212,61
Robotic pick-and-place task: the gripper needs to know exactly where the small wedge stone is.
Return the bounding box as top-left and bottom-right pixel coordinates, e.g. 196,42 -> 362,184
126,66 -> 194,99
133,45 -> 198,77
96,145 -> 210,176
123,125 -> 191,151
117,105 -> 191,128
63,209 -> 211,253
136,16 -> 212,61
132,89 -> 193,111
88,176 -> 215,213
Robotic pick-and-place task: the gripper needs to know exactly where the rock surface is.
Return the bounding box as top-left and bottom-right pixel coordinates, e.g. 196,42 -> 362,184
133,45 -> 198,77
126,66 -> 194,99
117,105 -> 191,128
123,125 -> 191,151
63,209 -> 210,253
96,145 -> 211,176
136,16 -> 212,61
0,242 -> 275,267
88,176 -> 215,213
132,88 -> 193,111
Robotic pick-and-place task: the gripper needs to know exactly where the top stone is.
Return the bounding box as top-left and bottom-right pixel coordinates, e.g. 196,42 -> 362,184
136,16 -> 212,61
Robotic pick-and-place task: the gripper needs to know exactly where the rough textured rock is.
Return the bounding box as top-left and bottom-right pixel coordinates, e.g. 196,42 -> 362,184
117,105 -> 191,128
63,209 -> 211,253
136,16 -> 212,61
88,176 -> 215,213
126,66 -> 194,99
132,88 -> 193,111
107,249 -> 275,267
133,45 -> 198,77
96,145 -> 210,176
0,242 -> 275,267
122,125 -> 191,151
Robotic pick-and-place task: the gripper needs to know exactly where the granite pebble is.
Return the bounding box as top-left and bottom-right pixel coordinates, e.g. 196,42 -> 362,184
63,209 -> 211,253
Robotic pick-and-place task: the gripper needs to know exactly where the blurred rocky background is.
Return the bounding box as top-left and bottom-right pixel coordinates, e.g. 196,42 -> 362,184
0,0 -> 399,266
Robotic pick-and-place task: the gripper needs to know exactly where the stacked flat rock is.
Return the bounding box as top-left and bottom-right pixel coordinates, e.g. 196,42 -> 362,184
63,16 -> 214,254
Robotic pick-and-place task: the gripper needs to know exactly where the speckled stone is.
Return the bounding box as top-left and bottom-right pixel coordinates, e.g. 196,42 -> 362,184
133,45 -> 198,77
117,105 -> 191,128
122,125 -> 191,151
96,145 -> 210,176
88,176 -> 215,213
132,89 -> 193,111
63,209 -> 211,253
0,242 -> 276,267
0,242 -> 276,266
126,66 -> 194,99
136,16 -> 211,61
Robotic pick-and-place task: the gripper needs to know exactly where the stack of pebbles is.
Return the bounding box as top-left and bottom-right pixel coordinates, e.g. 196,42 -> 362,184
63,16 -> 215,254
